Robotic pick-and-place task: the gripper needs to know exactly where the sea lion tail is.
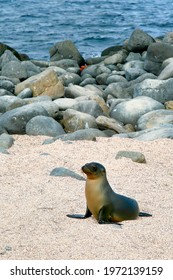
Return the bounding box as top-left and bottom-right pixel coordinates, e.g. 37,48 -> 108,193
139,212 -> 152,217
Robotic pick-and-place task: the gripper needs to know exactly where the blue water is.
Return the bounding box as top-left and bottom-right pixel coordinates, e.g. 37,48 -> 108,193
1,0 -> 173,60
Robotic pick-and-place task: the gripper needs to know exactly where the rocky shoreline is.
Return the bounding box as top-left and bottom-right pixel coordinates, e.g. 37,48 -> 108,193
0,28 -> 173,152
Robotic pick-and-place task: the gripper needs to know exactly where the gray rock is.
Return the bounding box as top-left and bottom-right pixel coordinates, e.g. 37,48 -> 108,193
49,40 -> 85,66
50,167 -> 85,180
137,109 -> 173,130
144,42 -> 173,75
0,103 -> 49,134
26,115 -> 65,137
95,64 -> 112,75
80,64 -> 98,78
134,78 -> 173,103
79,77 -> 96,86
0,96 -> 19,113
72,100 -> 104,118
96,73 -> 109,85
125,68 -> 146,81
62,109 -> 98,132
1,60 -> 28,80
135,126 -> 173,141
110,96 -> 164,126
104,82 -> 131,100
124,28 -> 155,52
50,59 -> 79,70
126,52 -> 142,62
113,124 -> 173,139
158,61 -> 173,80
0,50 -> 20,68
44,128 -> 107,142
21,60 -> 41,77
104,49 -> 127,65
0,89 -> 14,97
106,75 -> 127,84
116,150 -> 146,163
17,88 -> 33,99
54,98 -> 78,110
38,101 -> 59,118
0,79 -> 15,93
0,133 -> 14,149
65,84 -> 102,98
60,72 -> 81,86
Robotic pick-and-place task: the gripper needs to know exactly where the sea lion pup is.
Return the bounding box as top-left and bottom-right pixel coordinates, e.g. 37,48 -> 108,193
67,162 -> 152,224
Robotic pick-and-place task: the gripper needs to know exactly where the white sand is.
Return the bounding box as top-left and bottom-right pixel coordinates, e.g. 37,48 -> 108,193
0,135 -> 172,259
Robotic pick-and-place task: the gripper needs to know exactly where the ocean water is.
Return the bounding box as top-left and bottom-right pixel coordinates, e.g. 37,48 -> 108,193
1,0 -> 173,60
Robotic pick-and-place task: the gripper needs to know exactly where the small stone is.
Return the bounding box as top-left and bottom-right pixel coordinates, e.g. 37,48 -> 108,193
116,150 -> 146,163
50,167 -> 85,181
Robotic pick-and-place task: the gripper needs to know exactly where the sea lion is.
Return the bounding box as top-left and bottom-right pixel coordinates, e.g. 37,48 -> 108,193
67,162 -> 152,224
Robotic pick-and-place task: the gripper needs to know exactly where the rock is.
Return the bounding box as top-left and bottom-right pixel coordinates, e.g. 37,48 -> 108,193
96,73 -> 109,85
0,50 -> 19,69
165,101 -> 173,110
0,43 -> 21,60
50,167 -> 85,180
163,32 -> 173,44
96,115 -> 127,133
49,40 -> 85,66
134,78 -> 173,103
106,74 -> 127,84
21,60 -> 41,77
50,59 -> 79,70
0,96 -> 19,113
158,61 -> 173,80
126,52 -> 142,61
65,84 -> 102,98
44,128 -> 107,143
54,98 -> 78,110
79,77 -> 96,86
80,64 -> 98,78
37,101 -> 59,118
110,96 -> 164,126
72,100 -> 105,118
124,28 -> 155,52
137,109 -> 173,130
59,72 -> 81,86
15,68 -> 64,99
0,79 -> 15,93
104,49 -> 127,65
0,133 -> 14,149
135,126 -> 173,141
144,42 -> 173,75
0,89 -> 14,97
26,115 -> 65,137
115,150 -> 146,163
62,109 -> 98,132
17,88 -> 33,99
123,60 -> 146,81
0,103 -> 49,134
104,82 -> 131,99
1,60 -> 28,80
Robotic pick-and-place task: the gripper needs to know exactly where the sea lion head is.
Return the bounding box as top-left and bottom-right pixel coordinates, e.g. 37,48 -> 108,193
81,162 -> 106,179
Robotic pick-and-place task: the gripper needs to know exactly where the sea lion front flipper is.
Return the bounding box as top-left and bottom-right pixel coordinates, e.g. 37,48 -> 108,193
98,205 -> 122,226
139,211 -> 152,217
67,206 -> 92,219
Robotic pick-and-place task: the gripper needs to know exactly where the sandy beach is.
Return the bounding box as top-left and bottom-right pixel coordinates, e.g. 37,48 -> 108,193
0,135 -> 172,260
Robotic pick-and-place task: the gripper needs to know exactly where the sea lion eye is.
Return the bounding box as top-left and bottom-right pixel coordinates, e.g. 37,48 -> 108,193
92,165 -> 97,172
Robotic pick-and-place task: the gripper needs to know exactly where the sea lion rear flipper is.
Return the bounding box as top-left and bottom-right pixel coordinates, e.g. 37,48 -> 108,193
67,206 -> 92,219
139,211 -> 152,217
